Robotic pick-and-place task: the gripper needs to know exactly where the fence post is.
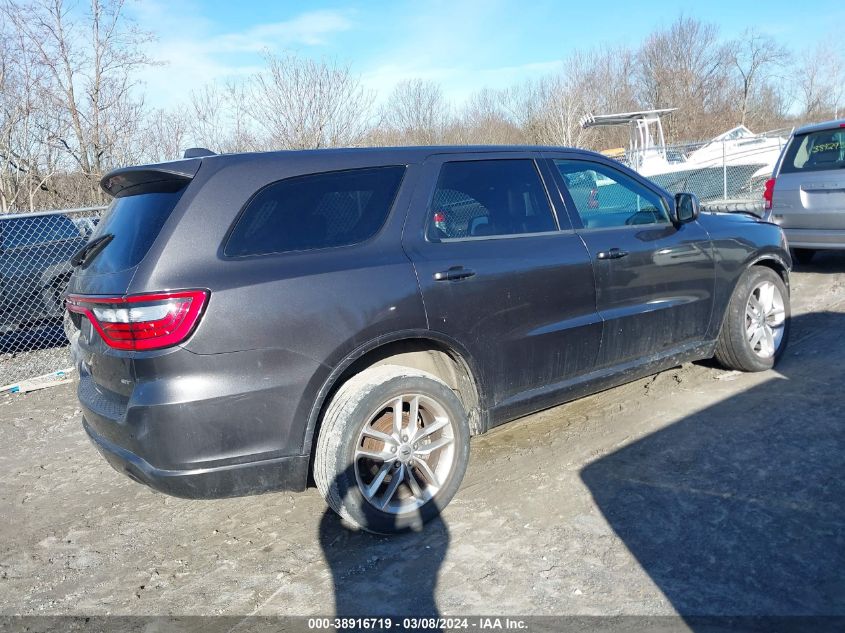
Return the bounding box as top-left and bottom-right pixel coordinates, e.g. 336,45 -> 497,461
722,139 -> 728,200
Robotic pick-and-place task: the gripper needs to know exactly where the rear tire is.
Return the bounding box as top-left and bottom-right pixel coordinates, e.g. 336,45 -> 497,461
314,364 -> 470,534
792,248 -> 816,266
715,266 -> 790,372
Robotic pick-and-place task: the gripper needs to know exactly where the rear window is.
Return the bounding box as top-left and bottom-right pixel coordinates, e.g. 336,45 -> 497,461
781,129 -> 845,173
225,166 -> 405,257
84,189 -> 185,274
1,215 -> 81,249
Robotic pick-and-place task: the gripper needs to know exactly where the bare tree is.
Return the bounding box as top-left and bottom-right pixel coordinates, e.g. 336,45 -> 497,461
509,51 -> 613,149
568,46 -> 638,151
0,18 -> 60,212
221,80 -> 259,153
451,87 -> 525,145
636,16 -> 734,141
186,84 -> 228,152
793,40 -> 844,122
3,0 -> 154,204
377,79 -> 450,145
141,108 -> 187,164
729,28 -> 790,127
247,53 -> 373,149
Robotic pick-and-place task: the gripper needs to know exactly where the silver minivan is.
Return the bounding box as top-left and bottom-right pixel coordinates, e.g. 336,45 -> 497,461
764,119 -> 845,264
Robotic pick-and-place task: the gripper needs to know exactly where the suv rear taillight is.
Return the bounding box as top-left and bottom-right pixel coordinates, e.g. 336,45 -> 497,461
66,290 -> 208,351
763,178 -> 776,211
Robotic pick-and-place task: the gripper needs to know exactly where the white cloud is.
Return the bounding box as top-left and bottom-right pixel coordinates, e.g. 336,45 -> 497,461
128,2 -> 353,109
353,0 -> 564,105
362,60 -> 564,107
212,10 -> 353,51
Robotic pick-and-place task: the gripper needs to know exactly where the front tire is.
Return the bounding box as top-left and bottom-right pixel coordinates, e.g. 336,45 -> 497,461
314,364 -> 470,534
715,266 -> 790,372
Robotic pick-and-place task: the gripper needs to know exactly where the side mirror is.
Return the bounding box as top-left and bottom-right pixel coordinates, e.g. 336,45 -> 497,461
674,192 -> 700,224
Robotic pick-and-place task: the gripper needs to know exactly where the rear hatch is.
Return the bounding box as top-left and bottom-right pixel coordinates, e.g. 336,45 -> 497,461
66,160 -> 201,398
773,126 -> 845,230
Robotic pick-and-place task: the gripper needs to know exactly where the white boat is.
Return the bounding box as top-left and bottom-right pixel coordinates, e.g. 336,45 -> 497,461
580,109 -> 789,182
682,125 -> 788,176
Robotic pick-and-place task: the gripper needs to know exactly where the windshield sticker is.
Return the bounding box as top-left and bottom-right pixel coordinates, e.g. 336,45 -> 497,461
811,142 -> 841,154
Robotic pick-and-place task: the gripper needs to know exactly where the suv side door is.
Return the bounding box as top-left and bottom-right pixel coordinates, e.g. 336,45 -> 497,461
543,152 -> 716,368
402,152 -> 602,419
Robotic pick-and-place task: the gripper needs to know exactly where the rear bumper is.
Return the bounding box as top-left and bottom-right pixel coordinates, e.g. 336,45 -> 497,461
783,228 -> 845,249
72,342 -> 322,498
83,417 -> 309,498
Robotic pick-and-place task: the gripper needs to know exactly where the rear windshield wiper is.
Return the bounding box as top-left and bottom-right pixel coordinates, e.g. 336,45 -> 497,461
71,233 -> 114,268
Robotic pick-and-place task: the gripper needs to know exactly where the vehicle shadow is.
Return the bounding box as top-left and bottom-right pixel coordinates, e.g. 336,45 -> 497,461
581,311 -> 845,623
792,250 -> 845,274
318,465 -> 449,620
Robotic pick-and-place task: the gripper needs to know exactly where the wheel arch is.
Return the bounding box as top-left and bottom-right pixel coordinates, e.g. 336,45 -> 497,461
303,331 -> 487,479
714,253 -> 791,340
748,253 -> 791,291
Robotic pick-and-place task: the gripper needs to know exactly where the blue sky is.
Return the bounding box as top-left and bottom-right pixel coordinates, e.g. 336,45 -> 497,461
126,0 -> 845,109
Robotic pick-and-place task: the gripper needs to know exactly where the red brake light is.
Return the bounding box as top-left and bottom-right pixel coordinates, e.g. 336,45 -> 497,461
66,290 -> 208,351
762,178 -> 776,211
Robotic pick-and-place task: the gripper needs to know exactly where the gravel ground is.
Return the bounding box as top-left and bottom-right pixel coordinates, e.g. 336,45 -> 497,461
0,346 -> 71,387
1,254 -> 844,622
0,325 -> 71,387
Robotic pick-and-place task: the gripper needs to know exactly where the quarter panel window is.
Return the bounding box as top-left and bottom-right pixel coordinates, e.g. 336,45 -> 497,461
225,166 -> 405,257
427,160 -> 557,240
554,160 -> 670,229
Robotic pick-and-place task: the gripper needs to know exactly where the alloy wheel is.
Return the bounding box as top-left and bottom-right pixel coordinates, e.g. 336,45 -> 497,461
354,393 -> 456,515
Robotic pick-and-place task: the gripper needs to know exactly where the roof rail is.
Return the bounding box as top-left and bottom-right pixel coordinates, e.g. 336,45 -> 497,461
183,147 -> 216,159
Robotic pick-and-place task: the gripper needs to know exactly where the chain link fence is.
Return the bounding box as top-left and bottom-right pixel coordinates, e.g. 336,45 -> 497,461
619,130 -> 790,214
0,207 -> 105,387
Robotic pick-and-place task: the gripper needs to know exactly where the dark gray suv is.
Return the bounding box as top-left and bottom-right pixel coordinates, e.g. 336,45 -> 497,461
66,146 -> 792,533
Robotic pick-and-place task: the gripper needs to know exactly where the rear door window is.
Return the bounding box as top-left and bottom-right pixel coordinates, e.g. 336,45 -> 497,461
84,189 -> 185,274
225,166 -> 406,257
427,159 -> 557,240
781,129 -> 845,173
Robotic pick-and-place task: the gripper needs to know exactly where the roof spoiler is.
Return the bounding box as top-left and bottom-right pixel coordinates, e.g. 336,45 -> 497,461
183,147 -> 216,158
100,159 -> 202,198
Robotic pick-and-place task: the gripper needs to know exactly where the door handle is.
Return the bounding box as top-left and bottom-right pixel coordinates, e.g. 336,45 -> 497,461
596,248 -> 629,260
433,266 -> 476,281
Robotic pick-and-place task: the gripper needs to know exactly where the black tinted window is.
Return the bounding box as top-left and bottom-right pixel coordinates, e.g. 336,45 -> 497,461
427,160 -> 556,240
1,215 -> 81,248
85,189 -> 185,274
226,166 -> 406,257
781,129 -> 845,173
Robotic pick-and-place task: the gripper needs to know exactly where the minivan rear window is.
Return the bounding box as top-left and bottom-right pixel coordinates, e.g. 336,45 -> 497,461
84,189 -> 185,274
781,129 -> 845,173
225,166 -> 406,257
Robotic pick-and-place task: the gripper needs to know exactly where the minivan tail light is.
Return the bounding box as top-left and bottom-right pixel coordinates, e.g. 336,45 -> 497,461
763,178 -> 776,211
66,290 -> 208,351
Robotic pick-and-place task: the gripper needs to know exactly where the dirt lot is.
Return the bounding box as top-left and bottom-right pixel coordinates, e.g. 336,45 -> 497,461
1,255 -> 844,621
